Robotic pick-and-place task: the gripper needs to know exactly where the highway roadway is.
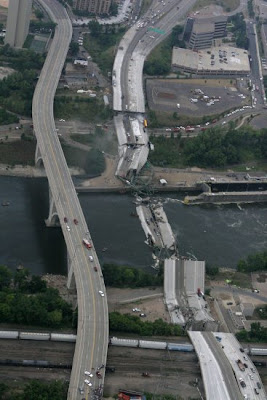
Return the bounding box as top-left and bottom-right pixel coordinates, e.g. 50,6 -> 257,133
215,333 -> 267,400
189,331 -> 243,400
247,20 -> 265,106
119,0 -> 198,113
32,1 -> 108,399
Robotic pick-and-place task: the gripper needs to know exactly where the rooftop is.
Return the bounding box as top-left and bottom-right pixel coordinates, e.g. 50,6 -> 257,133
172,46 -> 250,73
192,22 -> 214,34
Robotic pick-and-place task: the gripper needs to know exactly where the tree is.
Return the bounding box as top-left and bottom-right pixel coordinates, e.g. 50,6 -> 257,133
14,268 -> 30,291
34,9 -> 44,20
28,275 -> 47,293
69,42 -> 79,56
0,265 -> 12,290
20,380 -> 67,400
88,21 -> 102,38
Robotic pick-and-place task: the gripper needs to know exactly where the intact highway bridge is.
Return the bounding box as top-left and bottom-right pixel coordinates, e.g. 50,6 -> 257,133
32,0 -> 108,398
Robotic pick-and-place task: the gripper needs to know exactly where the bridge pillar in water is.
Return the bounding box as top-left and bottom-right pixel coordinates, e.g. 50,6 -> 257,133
45,187 -> 60,227
67,252 -> 76,291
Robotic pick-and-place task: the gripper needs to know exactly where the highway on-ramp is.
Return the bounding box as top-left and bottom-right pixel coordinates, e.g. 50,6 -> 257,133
32,1 -> 109,399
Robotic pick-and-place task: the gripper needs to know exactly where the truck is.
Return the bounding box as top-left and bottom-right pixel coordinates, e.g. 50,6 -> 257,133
237,359 -> 245,372
83,238 -> 92,249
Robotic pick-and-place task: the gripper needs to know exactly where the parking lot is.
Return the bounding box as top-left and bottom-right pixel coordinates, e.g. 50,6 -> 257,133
146,78 -> 251,116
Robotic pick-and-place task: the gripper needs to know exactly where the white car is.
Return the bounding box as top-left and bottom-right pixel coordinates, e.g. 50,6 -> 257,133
85,371 -> 93,377
84,379 -> 92,386
99,290 -> 104,297
59,119 -> 65,122
66,225 -> 70,232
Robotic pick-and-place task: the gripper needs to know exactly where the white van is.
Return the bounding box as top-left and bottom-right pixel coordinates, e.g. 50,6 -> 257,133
89,256 -> 94,262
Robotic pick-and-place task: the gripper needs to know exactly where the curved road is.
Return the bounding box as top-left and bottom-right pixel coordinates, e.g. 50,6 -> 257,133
32,1 -> 108,399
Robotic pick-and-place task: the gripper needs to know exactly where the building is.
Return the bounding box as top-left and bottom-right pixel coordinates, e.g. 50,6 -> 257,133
189,22 -> 215,50
172,46 -> 250,76
184,15 -> 228,50
5,0 -> 32,48
73,0 -> 111,15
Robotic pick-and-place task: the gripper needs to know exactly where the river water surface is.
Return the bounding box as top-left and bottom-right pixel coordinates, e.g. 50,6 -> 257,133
0,176 -> 266,275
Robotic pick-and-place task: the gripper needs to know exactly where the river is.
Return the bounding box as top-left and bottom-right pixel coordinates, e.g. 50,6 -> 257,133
0,176 -> 266,275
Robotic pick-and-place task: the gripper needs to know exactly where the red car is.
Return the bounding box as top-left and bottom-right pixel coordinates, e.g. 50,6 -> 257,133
96,371 -> 102,379
73,219 -> 78,225
64,217 -> 68,223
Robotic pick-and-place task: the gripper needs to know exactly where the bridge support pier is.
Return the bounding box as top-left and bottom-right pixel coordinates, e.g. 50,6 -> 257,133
35,144 -> 44,167
45,188 -> 60,227
67,252 -> 76,291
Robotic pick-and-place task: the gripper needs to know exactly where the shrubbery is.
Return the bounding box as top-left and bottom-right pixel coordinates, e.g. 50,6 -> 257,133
0,266 -> 74,328
109,312 -> 183,336
0,46 -> 45,117
149,126 -> 267,168
237,251 -> 267,272
17,380 -> 67,400
103,264 -> 162,287
236,322 -> 267,342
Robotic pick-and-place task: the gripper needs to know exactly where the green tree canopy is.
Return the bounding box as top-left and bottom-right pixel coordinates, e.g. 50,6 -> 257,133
0,265 -> 12,290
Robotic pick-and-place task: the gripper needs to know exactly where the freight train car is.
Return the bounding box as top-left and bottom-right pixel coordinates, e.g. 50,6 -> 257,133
167,343 -> 194,352
139,340 -> 166,350
50,333 -> 76,342
110,337 -> 138,347
20,332 -> 50,341
250,348 -> 267,356
0,331 -> 19,339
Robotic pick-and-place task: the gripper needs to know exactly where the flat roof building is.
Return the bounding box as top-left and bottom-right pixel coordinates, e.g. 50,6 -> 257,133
184,14 -> 228,50
172,46 -> 250,76
73,0 -> 111,15
5,0 -> 32,48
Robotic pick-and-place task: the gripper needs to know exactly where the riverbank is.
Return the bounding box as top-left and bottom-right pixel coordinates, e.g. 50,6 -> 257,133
0,161 -> 243,191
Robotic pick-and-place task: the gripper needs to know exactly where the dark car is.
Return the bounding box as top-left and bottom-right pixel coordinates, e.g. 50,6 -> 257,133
257,382 -> 261,389
240,381 -> 246,388
240,348 -> 244,352
64,217 -> 68,223
73,219 -> 78,225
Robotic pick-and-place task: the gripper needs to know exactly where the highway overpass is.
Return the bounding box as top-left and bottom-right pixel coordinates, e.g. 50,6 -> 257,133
32,1 -> 108,399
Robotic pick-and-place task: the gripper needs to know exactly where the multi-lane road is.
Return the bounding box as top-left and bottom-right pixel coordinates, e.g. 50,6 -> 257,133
33,1 -> 108,399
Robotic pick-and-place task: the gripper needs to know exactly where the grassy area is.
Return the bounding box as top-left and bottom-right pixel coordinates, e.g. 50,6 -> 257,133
148,109 -> 210,128
214,270 -> 251,289
140,0 -> 153,17
83,28 -> 126,76
54,96 -> 113,123
0,140 -> 35,166
225,160 -> 267,173
193,0 -> 240,12
144,36 -> 172,76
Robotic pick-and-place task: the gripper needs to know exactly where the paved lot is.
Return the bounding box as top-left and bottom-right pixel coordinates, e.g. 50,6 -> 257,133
146,78 -> 250,115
